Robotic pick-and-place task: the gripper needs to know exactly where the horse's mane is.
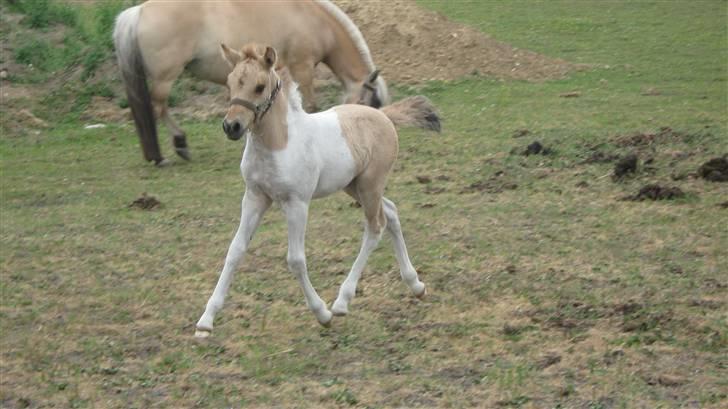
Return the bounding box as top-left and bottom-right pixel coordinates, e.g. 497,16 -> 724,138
315,0 -> 376,73
276,66 -> 304,113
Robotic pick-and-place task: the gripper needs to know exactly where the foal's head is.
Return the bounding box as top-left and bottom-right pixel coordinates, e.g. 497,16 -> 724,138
220,43 -> 281,140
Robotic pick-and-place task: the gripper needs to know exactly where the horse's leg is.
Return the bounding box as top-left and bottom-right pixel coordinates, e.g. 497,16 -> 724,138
382,197 -> 426,297
150,78 -> 190,161
282,199 -> 333,326
195,189 -> 271,337
331,185 -> 386,316
290,61 -> 317,112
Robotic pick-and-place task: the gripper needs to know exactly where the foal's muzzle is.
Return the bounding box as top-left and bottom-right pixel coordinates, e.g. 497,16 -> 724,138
222,119 -> 245,141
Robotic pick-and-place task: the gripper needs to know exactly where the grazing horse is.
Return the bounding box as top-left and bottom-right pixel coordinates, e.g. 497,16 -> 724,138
194,44 -> 439,337
113,0 -> 389,166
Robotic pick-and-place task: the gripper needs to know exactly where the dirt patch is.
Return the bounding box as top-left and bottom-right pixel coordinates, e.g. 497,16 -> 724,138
129,193 -> 161,210
621,184 -> 686,201
334,0 -> 578,83
614,127 -> 690,148
582,150 -> 619,164
697,156 -> 728,182
461,173 -> 518,194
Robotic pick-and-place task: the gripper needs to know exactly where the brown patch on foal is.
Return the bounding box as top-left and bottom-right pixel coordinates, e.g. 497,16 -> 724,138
335,105 -> 399,232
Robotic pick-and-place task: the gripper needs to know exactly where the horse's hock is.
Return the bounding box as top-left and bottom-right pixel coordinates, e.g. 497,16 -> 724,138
332,0 -> 577,83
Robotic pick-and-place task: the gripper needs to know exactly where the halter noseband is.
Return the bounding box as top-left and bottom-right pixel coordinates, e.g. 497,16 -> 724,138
229,79 -> 282,123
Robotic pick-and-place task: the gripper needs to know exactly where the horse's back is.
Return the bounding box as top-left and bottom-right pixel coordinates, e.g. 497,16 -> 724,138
137,0 -> 333,83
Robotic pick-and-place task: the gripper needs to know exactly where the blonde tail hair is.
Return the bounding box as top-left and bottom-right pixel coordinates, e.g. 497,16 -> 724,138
380,96 -> 441,132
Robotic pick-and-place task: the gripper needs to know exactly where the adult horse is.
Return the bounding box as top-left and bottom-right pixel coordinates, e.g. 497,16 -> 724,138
194,43 -> 437,337
113,0 -> 389,166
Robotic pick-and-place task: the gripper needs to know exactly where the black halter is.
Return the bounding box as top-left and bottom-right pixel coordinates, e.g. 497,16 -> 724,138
229,79 -> 282,123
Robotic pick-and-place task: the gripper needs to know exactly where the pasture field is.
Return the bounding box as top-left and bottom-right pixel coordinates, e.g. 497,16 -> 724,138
1,1 -> 727,408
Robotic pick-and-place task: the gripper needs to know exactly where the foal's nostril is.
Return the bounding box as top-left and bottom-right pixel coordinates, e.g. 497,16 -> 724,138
222,121 -> 230,134
231,121 -> 241,134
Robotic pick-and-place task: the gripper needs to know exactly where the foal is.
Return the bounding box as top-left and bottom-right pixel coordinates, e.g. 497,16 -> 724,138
195,44 -> 433,337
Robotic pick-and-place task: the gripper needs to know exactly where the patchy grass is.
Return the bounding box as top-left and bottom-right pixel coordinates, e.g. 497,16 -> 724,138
1,1 -> 727,408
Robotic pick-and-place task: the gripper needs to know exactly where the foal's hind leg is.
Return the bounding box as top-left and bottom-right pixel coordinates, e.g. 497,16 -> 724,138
382,197 -> 426,297
151,79 -> 190,161
331,186 -> 387,316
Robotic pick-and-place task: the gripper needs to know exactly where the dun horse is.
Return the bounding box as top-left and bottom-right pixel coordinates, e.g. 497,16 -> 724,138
114,0 -> 390,165
194,44 -> 439,337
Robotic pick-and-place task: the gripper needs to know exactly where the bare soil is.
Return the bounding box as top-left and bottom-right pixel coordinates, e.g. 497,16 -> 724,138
1,0 -> 578,131
335,0 -> 577,83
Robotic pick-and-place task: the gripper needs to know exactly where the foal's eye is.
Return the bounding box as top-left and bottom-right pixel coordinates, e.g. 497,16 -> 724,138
255,84 -> 265,94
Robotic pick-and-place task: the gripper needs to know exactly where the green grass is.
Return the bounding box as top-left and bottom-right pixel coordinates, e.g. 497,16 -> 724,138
1,1 -> 727,408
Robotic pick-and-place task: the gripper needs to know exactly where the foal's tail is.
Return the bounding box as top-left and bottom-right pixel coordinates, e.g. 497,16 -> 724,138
113,5 -> 163,164
380,96 -> 441,133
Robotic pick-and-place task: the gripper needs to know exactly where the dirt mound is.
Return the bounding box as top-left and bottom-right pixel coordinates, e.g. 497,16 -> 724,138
129,193 -> 161,210
334,0 -> 577,83
622,184 -> 686,201
698,156 -> 728,182
613,153 -> 638,180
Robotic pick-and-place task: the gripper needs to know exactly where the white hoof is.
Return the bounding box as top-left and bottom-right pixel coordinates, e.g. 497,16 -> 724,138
194,329 -> 211,338
414,282 -> 427,299
331,300 -> 349,316
317,309 -> 333,327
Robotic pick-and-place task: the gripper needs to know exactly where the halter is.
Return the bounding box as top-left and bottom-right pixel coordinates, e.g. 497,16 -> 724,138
229,79 -> 282,123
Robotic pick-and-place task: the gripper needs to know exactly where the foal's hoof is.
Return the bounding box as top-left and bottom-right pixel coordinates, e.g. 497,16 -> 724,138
318,310 -> 333,327
331,307 -> 348,317
331,300 -> 349,316
175,147 -> 191,161
194,329 -> 211,338
414,283 -> 427,299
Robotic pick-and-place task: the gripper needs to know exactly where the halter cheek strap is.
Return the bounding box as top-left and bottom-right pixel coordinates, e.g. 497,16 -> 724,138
229,79 -> 282,123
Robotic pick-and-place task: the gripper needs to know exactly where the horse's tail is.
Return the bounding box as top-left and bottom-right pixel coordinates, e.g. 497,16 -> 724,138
380,96 -> 441,133
113,5 -> 163,164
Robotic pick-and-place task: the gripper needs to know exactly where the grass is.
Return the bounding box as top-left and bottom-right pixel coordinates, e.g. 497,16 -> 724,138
2,1 -> 727,408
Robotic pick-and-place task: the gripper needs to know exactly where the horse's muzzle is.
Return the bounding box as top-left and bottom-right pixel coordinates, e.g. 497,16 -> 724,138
222,119 -> 245,141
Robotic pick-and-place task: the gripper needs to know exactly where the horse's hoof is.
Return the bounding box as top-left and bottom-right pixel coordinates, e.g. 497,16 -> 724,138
175,147 -> 191,161
154,158 -> 172,167
194,329 -> 211,338
414,283 -> 427,299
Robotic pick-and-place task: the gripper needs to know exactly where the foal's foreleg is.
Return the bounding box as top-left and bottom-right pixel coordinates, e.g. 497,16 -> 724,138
282,200 -> 333,326
382,197 -> 426,297
195,190 -> 271,337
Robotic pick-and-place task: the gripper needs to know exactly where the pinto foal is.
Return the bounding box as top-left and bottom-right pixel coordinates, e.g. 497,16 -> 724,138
195,44 -> 429,337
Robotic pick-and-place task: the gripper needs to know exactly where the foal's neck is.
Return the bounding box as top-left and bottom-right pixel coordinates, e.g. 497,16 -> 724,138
251,92 -> 288,151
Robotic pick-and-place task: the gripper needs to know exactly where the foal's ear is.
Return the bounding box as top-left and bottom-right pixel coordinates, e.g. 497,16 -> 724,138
263,46 -> 277,69
367,69 -> 380,84
220,43 -> 241,68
